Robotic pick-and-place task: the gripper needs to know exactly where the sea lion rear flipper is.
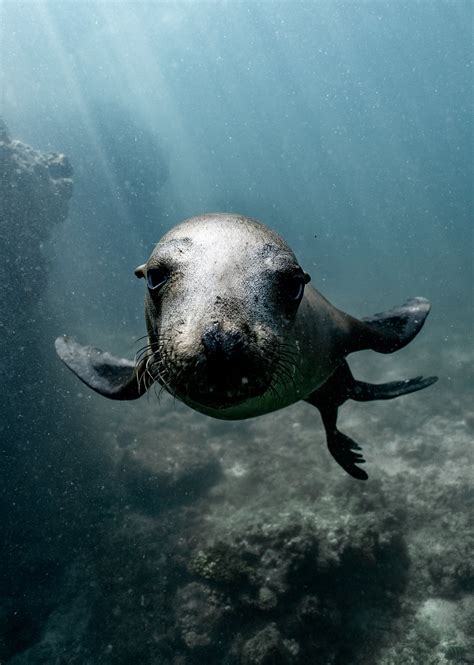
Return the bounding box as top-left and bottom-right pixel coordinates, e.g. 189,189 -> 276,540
306,361 -> 438,480
55,335 -> 152,400
346,297 -> 432,355
350,374 -> 438,401
319,403 -> 368,481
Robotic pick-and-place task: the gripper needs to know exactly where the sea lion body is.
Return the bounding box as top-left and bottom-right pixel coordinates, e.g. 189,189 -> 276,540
55,213 -> 437,479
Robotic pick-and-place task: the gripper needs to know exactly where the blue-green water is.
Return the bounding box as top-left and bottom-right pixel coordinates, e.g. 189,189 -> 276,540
1,2 -> 472,663
3,1 -> 472,329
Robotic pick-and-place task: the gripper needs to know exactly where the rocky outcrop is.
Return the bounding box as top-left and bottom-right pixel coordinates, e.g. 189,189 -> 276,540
180,499 -> 409,663
0,118 -> 72,310
0,116 -> 73,440
0,120 -> 76,661
0,118 -> 73,413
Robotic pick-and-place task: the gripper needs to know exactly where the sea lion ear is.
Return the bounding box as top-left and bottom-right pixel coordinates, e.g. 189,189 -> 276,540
134,264 -> 146,279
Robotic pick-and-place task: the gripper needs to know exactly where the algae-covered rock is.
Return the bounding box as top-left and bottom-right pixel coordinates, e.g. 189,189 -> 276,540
241,624 -> 290,665
426,539 -> 474,599
188,542 -> 254,587
183,504 -> 408,663
174,582 -> 230,650
0,120 -> 73,274
0,117 -> 73,354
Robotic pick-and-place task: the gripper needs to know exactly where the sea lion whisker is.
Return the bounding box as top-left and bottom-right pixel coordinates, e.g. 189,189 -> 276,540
136,365 -> 151,393
134,339 -> 166,360
135,350 -> 155,367
278,349 -> 298,364
274,362 -> 297,392
135,345 -> 150,357
274,365 -> 290,385
279,363 -> 298,391
134,346 -> 153,364
135,334 -> 172,349
278,349 -> 297,363
152,381 -> 164,402
134,334 -> 150,344
266,353 -> 297,382
152,357 -> 182,399
134,351 -> 156,378
144,355 -> 159,387
134,337 -> 171,366
275,351 -> 298,371
269,381 -> 281,400
277,357 -> 297,378
156,367 -> 172,387
277,344 -> 297,357
274,338 -> 296,351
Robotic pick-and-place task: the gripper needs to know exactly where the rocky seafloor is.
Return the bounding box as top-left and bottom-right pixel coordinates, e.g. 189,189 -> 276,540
5,336 -> 473,665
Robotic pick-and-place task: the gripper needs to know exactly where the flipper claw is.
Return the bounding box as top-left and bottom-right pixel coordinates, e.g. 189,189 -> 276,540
328,431 -> 368,481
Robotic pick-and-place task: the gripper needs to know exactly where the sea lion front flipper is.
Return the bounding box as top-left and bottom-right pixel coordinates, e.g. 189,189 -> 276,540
55,335 -> 152,400
306,361 -> 437,480
345,297 -> 432,355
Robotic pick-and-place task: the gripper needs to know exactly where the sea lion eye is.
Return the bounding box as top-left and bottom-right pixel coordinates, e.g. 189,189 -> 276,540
283,272 -> 310,302
286,277 -> 305,301
146,267 -> 169,291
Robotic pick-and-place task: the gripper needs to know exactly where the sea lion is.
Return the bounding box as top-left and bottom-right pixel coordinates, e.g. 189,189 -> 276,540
55,213 -> 437,480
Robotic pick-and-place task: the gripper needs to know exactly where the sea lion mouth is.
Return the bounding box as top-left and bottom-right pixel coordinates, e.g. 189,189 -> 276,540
154,322 -> 274,408
185,377 -> 269,408
144,327 -> 297,409
176,354 -> 272,408
148,340 -> 273,408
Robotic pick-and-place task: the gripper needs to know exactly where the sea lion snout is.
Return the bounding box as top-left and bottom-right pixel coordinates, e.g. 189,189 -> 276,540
178,320 -> 274,407
201,323 -> 244,360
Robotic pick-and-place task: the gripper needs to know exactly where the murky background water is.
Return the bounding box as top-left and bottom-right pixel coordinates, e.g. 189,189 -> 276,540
1,2 -> 472,664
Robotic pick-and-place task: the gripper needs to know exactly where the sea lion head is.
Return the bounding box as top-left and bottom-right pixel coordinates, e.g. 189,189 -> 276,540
135,213 -> 310,409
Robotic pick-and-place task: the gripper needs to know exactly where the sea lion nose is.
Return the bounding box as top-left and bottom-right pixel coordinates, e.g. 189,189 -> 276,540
201,323 -> 244,361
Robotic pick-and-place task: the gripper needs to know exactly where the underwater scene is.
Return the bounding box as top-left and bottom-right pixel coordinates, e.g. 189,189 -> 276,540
0,2 -> 472,663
